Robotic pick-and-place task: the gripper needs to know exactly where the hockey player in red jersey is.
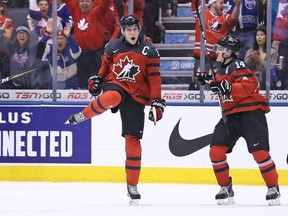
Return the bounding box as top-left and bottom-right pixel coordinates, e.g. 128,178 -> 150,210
195,35 -> 281,206
65,15 -> 165,205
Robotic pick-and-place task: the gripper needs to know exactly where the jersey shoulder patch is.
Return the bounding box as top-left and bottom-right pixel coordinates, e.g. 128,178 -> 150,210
137,41 -> 160,58
105,38 -> 123,56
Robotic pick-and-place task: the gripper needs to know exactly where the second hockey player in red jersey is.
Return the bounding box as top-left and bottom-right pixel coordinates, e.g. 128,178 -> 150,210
195,35 -> 281,206
65,15 -> 165,205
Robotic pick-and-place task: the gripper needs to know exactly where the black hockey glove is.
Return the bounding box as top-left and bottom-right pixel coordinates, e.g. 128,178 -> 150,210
194,70 -> 213,85
88,75 -> 104,97
148,98 -> 166,123
210,80 -> 232,95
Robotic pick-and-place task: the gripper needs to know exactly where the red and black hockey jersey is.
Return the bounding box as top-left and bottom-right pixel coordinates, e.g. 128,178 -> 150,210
98,37 -> 161,105
215,59 -> 270,116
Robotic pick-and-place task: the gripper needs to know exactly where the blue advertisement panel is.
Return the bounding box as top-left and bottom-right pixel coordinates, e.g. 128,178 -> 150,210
160,60 -> 195,71
0,106 -> 91,163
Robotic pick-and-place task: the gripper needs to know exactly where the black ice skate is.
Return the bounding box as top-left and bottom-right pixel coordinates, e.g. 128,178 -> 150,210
266,185 -> 281,206
215,177 -> 235,205
127,185 -> 141,205
65,112 -> 88,125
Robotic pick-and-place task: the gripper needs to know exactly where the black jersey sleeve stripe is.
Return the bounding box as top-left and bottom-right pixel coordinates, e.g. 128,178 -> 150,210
148,72 -> 161,76
147,63 -> 160,68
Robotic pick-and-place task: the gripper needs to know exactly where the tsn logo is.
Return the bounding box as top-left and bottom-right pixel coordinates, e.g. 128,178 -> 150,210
15,92 -> 61,99
0,112 -> 32,124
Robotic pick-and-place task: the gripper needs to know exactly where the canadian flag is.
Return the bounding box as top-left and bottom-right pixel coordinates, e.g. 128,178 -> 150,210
273,0 -> 288,41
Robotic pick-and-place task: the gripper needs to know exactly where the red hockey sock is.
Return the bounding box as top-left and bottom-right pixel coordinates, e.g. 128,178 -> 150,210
252,150 -> 279,187
125,135 -> 142,186
210,145 -> 230,186
83,90 -> 122,118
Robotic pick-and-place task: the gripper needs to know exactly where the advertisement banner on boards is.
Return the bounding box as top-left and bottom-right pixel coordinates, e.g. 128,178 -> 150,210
1,90 -> 288,103
0,106 -> 91,163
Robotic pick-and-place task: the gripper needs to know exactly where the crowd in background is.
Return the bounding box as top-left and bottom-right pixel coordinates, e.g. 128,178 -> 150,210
0,0 -> 288,91
189,0 -> 288,91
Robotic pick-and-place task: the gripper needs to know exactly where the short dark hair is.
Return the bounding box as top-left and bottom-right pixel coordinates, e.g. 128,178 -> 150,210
37,0 -> 50,4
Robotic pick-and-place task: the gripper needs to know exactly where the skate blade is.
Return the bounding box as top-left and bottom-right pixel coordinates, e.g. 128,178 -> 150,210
216,197 -> 235,205
64,120 -> 70,124
267,198 -> 280,206
129,199 -> 139,206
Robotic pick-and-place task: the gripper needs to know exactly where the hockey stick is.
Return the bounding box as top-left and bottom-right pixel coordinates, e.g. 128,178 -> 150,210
152,106 -> 157,126
194,0 -> 226,122
0,40 -> 46,85
0,64 -> 39,85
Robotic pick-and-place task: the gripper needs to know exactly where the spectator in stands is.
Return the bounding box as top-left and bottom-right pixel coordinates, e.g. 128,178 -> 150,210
114,0 -> 144,26
41,21 -> 81,89
0,0 -> 13,40
258,0 -> 267,25
0,23 -> 51,89
2,0 -> 28,8
0,1 -> 14,88
28,0 -> 63,89
48,0 -> 73,30
226,0 -> 259,60
143,0 -> 166,43
45,0 -> 73,29
66,0 -> 118,89
272,0 -> 288,90
28,0 -> 63,39
244,25 -> 278,90
272,0 -> 288,56
0,18 -> 12,88
189,0 -> 240,90
271,0 -> 279,30
96,0 -> 121,43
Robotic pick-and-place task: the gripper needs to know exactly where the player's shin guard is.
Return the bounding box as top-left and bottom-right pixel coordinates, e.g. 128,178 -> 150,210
125,135 -> 142,205
210,146 -> 230,186
210,146 -> 234,205
83,90 -> 122,118
252,150 -> 280,205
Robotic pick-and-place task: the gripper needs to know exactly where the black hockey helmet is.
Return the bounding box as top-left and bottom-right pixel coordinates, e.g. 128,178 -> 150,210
218,35 -> 241,55
120,15 -> 141,33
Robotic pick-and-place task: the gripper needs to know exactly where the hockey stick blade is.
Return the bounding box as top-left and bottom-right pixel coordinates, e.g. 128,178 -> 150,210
0,64 -> 39,85
0,41 -> 45,85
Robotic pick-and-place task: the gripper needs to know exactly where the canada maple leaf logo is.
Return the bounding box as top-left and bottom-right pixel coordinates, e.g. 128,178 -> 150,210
281,4 -> 288,17
78,18 -> 89,31
112,56 -> 140,82
209,20 -> 223,31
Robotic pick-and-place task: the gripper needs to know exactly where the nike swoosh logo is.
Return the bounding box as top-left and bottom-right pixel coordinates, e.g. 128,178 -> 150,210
113,49 -> 119,53
169,118 -> 213,157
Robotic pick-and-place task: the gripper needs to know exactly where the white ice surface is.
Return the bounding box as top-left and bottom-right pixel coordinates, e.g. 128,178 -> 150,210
0,182 -> 287,216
